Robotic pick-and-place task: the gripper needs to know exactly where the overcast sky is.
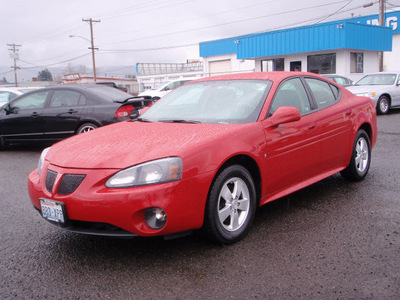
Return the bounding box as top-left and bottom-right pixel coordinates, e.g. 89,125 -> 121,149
1,0 -> 399,82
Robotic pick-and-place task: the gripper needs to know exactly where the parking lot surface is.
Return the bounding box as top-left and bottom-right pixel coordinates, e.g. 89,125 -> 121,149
1,111 -> 399,299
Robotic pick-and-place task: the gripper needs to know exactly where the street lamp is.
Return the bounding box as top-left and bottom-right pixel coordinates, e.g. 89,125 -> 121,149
69,34 -> 98,82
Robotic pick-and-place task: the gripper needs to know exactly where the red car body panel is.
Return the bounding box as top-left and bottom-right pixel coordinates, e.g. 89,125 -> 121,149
28,72 -> 377,238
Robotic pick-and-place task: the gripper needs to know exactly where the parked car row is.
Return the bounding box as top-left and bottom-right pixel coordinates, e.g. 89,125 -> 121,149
0,84 -> 153,149
346,72 -> 400,114
27,72 -> 377,244
323,72 -> 400,114
138,78 -> 197,99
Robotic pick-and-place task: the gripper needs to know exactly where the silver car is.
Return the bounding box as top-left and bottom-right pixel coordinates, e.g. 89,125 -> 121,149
347,72 -> 400,114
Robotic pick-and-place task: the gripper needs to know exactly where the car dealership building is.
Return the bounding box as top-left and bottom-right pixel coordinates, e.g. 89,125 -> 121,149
200,10 -> 400,81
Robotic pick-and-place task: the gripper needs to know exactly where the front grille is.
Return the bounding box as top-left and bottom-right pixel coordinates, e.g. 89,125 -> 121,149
45,170 -> 57,193
58,174 -> 86,195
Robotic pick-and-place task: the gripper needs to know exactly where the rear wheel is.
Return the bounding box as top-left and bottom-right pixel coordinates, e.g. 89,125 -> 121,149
377,95 -> 390,115
203,165 -> 257,244
341,129 -> 371,181
77,123 -> 98,134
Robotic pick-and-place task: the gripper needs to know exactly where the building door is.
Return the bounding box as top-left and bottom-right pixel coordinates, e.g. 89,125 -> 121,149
209,60 -> 231,76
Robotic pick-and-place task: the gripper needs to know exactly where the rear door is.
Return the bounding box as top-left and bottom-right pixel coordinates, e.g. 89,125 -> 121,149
304,78 -> 352,171
0,90 -> 50,141
42,89 -> 87,140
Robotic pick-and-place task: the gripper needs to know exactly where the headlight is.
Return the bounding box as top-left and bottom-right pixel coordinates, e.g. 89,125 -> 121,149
37,147 -> 51,175
355,92 -> 376,98
105,157 -> 182,188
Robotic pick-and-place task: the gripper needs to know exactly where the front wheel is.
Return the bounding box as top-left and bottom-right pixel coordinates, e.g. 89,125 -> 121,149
340,129 -> 371,181
377,96 -> 390,115
203,165 -> 257,244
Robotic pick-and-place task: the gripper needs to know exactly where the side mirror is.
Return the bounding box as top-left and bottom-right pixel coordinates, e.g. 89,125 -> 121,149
4,104 -> 13,115
267,106 -> 301,127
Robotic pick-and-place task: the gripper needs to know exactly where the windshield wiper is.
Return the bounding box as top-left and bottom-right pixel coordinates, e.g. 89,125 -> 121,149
159,119 -> 202,124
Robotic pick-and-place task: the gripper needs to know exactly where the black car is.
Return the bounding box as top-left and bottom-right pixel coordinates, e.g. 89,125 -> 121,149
0,84 -> 151,148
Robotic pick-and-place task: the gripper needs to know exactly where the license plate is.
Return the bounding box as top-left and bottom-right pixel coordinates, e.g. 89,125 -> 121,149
40,198 -> 65,223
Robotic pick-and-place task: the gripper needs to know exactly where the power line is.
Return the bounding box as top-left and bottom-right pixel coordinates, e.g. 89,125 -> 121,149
100,0 -> 351,47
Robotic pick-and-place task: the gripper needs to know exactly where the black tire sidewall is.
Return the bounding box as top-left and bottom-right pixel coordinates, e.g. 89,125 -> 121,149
344,129 -> 371,180
377,96 -> 389,115
204,165 -> 257,244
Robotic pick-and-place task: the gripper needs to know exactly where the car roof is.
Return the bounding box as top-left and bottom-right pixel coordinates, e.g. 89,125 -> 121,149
191,71 -> 328,83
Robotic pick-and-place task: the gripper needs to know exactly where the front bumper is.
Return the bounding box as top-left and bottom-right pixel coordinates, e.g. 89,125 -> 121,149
28,162 -> 211,237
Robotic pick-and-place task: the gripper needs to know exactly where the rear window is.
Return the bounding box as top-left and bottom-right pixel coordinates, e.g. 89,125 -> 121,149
86,86 -> 131,102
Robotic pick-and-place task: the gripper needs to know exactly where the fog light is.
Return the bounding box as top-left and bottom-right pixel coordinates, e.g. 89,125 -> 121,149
144,207 -> 167,230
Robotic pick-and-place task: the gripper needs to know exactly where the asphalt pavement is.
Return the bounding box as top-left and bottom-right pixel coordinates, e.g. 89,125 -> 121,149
1,111 -> 399,299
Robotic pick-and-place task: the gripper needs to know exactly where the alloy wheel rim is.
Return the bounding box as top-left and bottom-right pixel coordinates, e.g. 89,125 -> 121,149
380,98 -> 389,113
355,137 -> 369,173
217,177 -> 250,232
80,126 -> 95,133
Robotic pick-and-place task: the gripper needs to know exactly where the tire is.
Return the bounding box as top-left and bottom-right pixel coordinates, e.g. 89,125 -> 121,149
203,165 -> 257,244
340,129 -> 371,181
77,123 -> 98,134
0,137 -> 6,150
377,95 -> 390,115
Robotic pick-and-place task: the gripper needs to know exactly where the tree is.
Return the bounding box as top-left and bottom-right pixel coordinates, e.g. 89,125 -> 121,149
38,69 -> 53,81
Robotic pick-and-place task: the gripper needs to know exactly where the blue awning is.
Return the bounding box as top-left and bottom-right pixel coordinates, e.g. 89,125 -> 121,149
200,20 -> 393,59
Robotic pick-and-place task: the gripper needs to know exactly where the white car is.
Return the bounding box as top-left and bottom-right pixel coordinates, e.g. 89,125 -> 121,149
346,72 -> 400,114
0,87 -> 43,107
139,78 -> 196,99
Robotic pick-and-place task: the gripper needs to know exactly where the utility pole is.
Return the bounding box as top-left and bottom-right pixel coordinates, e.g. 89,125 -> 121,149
378,0 -> 385,71
82,18 -> 100,82
7,43 -> 21,87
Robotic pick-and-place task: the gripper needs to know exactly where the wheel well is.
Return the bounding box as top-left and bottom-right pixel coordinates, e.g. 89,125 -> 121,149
215,155 -> 262,206
359,123 -> 372,142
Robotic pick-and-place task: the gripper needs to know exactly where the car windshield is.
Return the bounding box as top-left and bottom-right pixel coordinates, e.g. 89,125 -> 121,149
356,74 -> 397,86
141,80 -> 271,124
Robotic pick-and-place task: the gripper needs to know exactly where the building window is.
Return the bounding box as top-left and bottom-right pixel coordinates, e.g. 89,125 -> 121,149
307,53 -> 336,74
261,58 -> 284,71
350,52 -> 364,73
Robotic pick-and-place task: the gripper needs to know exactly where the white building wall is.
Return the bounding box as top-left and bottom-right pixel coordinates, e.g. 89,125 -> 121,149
384,34 -> 400,71
252,49 -> 381,82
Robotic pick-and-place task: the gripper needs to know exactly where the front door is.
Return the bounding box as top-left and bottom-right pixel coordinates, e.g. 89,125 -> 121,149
0,90 -> 50,142
261,77 -> 321,202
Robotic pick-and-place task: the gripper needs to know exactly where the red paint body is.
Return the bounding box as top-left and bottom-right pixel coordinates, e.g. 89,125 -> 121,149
28,72 -> 377,237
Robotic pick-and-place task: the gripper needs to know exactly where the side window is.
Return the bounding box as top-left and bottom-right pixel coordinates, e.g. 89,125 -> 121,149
305,78 -> 337,109
269,78 -> 311,115
49,90 -> 86,108
0,92 -> 11,102
10,91 -> 49,110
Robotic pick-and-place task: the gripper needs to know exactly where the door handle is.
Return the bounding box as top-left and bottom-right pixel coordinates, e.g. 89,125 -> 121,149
308,123 -> 316,129
31,112 -> 40,117
68,109 -> 78,114
346,110 -> 352,116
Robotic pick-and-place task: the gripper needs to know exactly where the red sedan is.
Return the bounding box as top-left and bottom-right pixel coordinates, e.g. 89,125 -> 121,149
28,72 -> 377,244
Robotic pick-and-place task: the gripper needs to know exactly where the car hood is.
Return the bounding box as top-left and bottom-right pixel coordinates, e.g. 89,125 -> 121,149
346,84 -> 392,94
47,121 -> 247,170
